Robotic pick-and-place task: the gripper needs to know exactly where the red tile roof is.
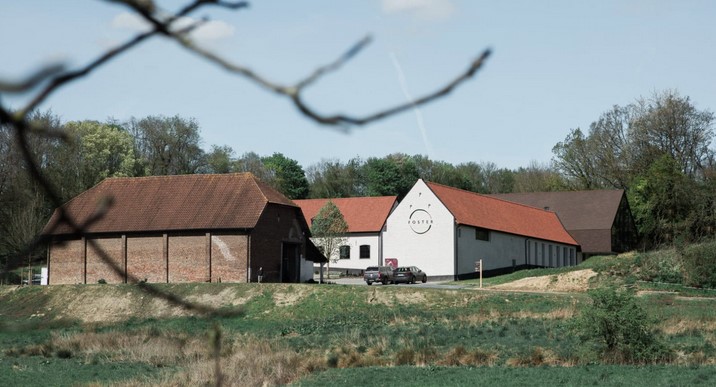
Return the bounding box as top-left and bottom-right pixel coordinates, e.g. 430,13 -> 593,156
294,196 -> 398,233
43,173 -> 298,235
426,182 -> 578,246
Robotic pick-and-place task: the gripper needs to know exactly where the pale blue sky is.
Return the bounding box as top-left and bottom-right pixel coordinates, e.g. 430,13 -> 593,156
2,0 -> 715,169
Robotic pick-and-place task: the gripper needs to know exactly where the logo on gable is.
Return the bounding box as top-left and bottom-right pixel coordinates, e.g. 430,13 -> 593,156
408,209 -> 433,234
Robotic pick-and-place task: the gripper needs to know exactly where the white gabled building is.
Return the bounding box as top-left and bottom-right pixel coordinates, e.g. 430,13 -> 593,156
294,196 -> 398,272
382,180 -> 580,280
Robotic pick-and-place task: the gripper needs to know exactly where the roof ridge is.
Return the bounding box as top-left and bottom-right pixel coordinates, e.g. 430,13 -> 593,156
426,181 -> 558,215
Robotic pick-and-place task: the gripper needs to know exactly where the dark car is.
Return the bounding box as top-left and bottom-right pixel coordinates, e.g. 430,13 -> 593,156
364,266 -> 395,285
393,266 -> 427,284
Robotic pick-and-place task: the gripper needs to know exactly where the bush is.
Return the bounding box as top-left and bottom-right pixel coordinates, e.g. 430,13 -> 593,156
680,241 -> 716,288
635,250 -> 682,284
575,287 -> 671,364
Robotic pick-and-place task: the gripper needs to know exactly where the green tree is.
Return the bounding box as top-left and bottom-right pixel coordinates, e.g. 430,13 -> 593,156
63,120 -> 137,187
306,157 -> 364,198
203,145 -> 235,174
628,155 -> 696,246
261,152 -> 309,200
363,154 -> 418,198
126,115 -> 206,175
310,201 -> 348,272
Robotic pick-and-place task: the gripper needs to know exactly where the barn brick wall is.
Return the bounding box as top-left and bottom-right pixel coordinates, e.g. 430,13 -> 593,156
86,237 -> 124,284
211,234 -> 248,282
49,239 -> 84,285
168,235 -> 208,283
127,236 -> 166,283
47,212 -> 304,284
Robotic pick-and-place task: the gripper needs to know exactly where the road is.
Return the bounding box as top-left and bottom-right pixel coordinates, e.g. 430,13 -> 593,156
322,276 -> 467,290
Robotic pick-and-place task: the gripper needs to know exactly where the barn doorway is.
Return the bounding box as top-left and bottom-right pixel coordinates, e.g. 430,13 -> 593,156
281,242 -> 300,283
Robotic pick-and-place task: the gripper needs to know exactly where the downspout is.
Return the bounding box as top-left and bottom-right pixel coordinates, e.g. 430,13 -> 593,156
524,238 -> 532,268
247,233 -> 251,283
454,222 -> 459,281
46,239 -> 51,285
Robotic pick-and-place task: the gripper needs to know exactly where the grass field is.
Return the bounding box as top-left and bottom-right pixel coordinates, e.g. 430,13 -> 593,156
1,250 -> 716,385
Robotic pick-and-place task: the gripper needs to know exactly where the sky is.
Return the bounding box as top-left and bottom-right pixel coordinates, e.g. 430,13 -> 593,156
2,0 -> 715,170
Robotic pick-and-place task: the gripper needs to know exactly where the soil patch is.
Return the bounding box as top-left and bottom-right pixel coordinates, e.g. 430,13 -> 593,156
491,269 -> 597,293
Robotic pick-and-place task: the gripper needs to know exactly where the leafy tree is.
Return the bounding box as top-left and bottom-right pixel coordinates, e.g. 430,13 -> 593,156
126,115 -> 206,176
261,152 -> 309,200
363,154 -> 418,198
306,157 -> 364,198
552,128 -> 602,189
203,145 -> 235,174
631,91 -> 715,178
628,155 -> 697,246
553,91 -> 714,190
310,201 -> 348,272
63,120 -> 137,188
512,160 -> 566,193
233,151 -> 274,182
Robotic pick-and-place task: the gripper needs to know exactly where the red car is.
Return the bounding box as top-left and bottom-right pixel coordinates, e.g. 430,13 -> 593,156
393,266 -> 427,284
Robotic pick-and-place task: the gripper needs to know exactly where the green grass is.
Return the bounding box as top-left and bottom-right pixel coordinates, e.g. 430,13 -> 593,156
0,356 -> 166,386
2,247 -> 716,385
292,365 -> 716,386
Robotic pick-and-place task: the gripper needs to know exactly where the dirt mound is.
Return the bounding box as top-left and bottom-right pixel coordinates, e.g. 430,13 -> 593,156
491,269 -> 597,293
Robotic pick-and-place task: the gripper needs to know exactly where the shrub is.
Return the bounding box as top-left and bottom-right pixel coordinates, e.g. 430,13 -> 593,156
97,278 -> 107,284
575,287 -> 672,364
680,241 -> 716,288
635,250 -> 682,284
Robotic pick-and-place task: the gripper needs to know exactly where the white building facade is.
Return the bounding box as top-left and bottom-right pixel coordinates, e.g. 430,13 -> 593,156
383,180 -> 580,280
295,196 -> 398,273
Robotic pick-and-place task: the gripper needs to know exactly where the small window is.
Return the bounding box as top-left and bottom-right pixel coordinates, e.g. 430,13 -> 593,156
475,228 -> 490,241
359,245 -> 370,259
339,245 -> 350,259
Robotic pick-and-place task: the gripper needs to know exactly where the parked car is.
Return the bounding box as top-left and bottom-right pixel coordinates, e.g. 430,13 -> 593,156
364,266 -> 395,285
22,274 -> 42,285
393,266 -> 427,284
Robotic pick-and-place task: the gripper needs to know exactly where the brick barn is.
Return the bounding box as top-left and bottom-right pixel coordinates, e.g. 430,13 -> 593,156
41,173 -> 325,285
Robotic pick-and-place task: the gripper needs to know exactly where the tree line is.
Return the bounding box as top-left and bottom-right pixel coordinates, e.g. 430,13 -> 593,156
1,90 -> 714,274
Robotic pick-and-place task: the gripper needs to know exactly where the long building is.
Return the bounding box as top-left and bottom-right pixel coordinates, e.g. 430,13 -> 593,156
383,180 -> 580,280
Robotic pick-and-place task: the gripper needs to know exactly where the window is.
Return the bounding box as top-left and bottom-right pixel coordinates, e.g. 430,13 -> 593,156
475,227 -> 490,241
359,245 -> 370,259
339,245 -> 350,259
549,245 -> 553,267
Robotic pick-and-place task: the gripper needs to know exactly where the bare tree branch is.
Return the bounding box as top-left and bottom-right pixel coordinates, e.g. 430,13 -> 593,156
294,35 -> 373,91
0,64 -> 65,93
